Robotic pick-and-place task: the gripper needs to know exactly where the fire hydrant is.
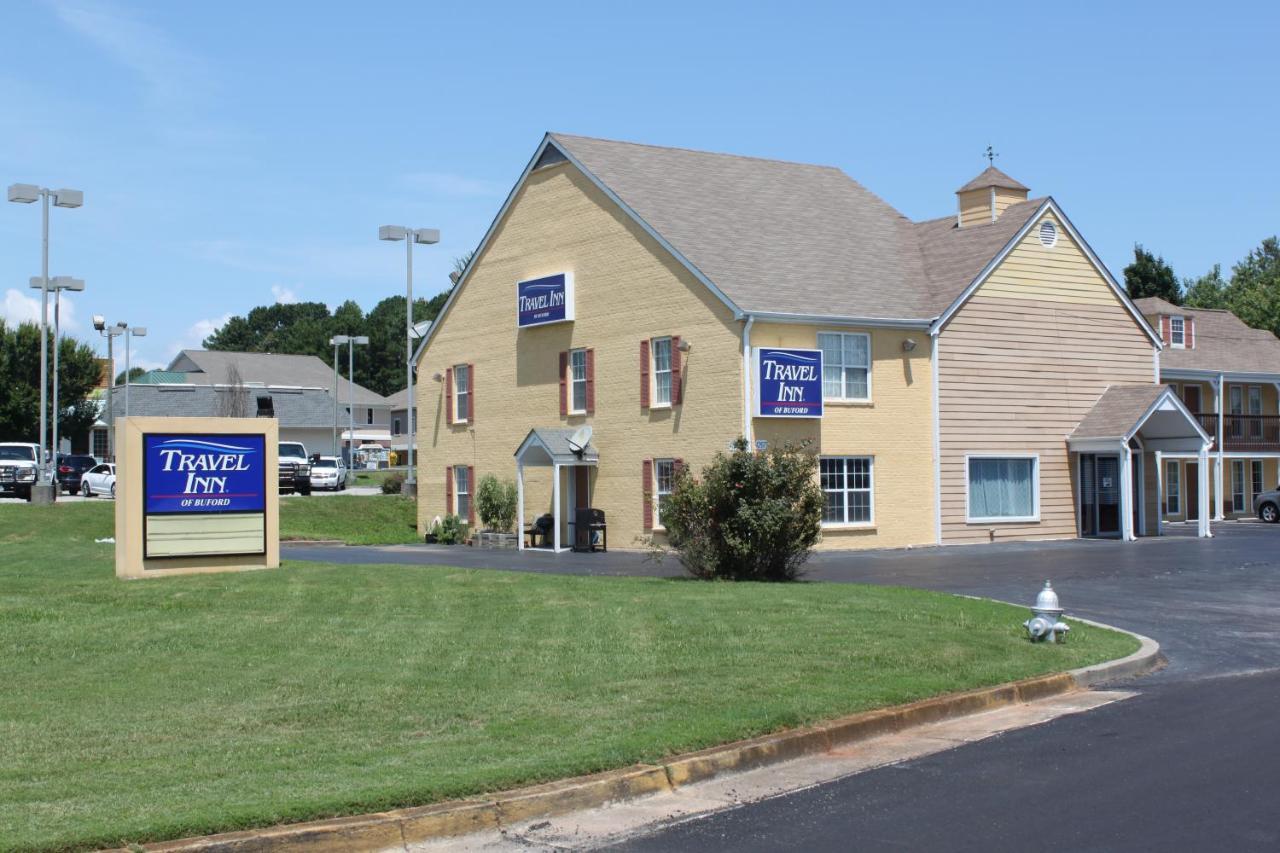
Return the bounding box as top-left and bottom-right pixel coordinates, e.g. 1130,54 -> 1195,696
1024,580 -> 1070,643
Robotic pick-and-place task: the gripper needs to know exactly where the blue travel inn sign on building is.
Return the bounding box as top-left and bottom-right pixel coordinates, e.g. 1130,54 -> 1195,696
516,272 -> 575,328
754,348 -> 824,418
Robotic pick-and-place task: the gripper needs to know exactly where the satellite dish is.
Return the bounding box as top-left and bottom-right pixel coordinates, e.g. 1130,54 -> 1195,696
567,425 -> 593,455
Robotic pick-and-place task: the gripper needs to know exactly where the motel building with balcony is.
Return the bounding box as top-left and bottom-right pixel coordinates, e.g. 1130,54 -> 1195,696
412,133 -> 1218,551
1136,297 -> 1280,524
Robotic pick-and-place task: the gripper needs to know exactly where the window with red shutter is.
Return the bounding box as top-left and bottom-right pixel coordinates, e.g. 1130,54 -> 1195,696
671,336 -> 683,405
559,351 -> 568,416
642,458 -> 653,530
640,340 -> 651,409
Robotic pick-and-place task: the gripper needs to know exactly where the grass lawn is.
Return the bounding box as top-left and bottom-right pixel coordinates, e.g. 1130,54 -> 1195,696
353,468 -> 399,487
279,493 -> 419,544
1,502 -> 1138,851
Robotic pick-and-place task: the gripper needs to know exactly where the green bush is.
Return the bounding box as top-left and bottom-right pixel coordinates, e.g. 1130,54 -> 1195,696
436,514 -> 466,545
475,474 -> 518,532
663,438 -> 823,581
381,472 -> 405,494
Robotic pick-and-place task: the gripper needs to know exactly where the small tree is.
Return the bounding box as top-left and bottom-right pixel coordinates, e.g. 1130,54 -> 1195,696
662,438 -> 823,581
1124,244 -> 1181,304
215,364 -> 250,418
475,474 -> 518,532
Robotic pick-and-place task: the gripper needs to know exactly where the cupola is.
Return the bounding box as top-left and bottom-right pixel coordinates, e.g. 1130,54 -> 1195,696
956,166 -> 1029,227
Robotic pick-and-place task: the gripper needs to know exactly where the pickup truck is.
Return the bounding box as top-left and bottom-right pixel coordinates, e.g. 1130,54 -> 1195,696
0,443 -> 41,501
278,441 -> 312,496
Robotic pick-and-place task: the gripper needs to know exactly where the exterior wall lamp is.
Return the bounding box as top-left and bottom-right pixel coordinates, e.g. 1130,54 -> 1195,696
902,338 -> 918,352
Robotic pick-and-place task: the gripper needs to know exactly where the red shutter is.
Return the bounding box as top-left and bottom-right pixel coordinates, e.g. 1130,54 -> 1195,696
1187,318 -> 1195,349
671,336 -> 683,405
467,364 -> 475,423
586,348 -> 595,413
445,466 -> 454,515
467,466 -> 476,526
559,351 -> 568,416
642,458 -> 653,530
1161,316 -> 1171,345
445,367 -> 453,425
640,340 -> 651,410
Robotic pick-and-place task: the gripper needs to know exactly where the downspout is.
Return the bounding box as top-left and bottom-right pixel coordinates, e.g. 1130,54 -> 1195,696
931,329 -> 942,545
741,315 -> 754,446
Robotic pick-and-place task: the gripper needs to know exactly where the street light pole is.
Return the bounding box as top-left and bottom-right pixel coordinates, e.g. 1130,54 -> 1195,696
344,336 -> 369,466
123,326 -> 147,418
32,277 -> 86,468
93,317 -> 125,460
7,183 -> 83,502
379,225 -> 439,493
329,335 -> 349,458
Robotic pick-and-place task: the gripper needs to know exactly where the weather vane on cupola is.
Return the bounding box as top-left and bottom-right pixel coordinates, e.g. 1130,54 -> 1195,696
984,144 -> 998,166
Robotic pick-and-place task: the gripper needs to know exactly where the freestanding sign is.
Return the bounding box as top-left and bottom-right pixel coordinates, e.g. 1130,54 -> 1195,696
115,417 -> 279,579
516,272 -> 574,328
754,347 -> 824,418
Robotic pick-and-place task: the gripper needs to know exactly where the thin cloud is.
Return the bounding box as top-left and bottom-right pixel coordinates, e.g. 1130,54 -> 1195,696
1,288 -> 80,331
271,284 -> 301,305
401,172 -> 506,198
163,313 -> 233,360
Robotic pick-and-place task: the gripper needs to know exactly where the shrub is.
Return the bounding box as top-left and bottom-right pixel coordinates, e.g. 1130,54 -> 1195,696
437,514 -> 466,545
475,474 -> 518,532
382,472 -> 405,494
662,438 -> 823,581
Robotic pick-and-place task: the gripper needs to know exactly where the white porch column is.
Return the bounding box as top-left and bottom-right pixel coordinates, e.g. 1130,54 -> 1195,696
1154,450 -> 1164,536
1214,375 -> 1225,520
552,462 -> 561,552
516,461 -> 525,551
1198,445 -> 1212,538
1120,443 -> 1135,541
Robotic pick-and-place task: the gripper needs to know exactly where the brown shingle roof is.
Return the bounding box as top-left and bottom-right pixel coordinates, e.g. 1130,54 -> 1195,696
548,134 -> 1049,322
1070,384 -> 1172,440
956,166 -> 1030,193
1133,298 -> 1280,375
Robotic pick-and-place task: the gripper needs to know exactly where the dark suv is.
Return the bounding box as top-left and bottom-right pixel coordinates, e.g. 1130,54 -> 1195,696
56,454 -> 99,495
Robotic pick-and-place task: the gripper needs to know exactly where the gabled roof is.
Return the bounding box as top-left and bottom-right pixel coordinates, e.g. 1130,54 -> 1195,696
106,384 -> 340,428
956,166 -> 1030,193
168,350 -> 388,406
1069,384 -> 1209,447
1134,298 -> 1280,375
515,427 -> 599,465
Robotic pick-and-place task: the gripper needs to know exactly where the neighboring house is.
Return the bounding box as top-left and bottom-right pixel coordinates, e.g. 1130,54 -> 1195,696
1135,297 -> 1280,523
413,133 -> 1209,550
385,386 -> 417,456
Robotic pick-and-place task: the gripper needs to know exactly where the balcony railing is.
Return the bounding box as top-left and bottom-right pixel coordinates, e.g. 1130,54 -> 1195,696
1194,414 -> 1280,452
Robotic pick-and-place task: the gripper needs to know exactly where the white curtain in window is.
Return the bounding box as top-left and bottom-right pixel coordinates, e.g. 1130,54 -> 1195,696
969,458 -> 1034,518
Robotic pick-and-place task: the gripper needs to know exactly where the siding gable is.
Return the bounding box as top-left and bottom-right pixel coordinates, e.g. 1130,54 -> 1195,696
976,212 -> 1128,309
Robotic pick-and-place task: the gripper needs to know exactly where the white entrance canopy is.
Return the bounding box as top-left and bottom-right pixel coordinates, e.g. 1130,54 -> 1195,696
1069,384 -> 1213,539
514,427 -> 598,552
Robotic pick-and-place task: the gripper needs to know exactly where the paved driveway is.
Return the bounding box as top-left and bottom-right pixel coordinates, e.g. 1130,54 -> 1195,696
288,526 -> 1280,850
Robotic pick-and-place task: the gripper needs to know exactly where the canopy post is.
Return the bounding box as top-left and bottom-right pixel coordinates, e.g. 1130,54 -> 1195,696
1198,445 -> 1212,538
517,461 -> 525,551
552,463 -> 561,552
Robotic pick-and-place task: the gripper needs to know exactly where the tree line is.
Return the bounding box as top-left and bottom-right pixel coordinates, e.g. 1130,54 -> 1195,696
1124,236 -> 1280,336
0,320 -> 102,446
201,253 -> 470,397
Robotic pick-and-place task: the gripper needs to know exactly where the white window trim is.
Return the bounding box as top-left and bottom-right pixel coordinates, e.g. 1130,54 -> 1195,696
650,337 -> 673,409
568,348 -> 588,415
1251,460 -> 1264,505
819,455 -> 875,528
453,364 -> 470,424
964,453 -> 1040,524
652,457 -> 675,530
1231,460 -> 1246,513
1165,459 -> 1181,515
818,330 -> 873,403
454,465 -> 470,518
1169,316 -> 1186,349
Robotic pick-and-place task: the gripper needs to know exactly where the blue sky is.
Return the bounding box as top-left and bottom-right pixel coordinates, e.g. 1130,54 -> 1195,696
2,0 -> 1277,372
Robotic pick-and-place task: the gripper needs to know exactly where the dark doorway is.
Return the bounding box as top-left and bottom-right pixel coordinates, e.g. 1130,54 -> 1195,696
1080,454 -> 1122,538
1187,462 -> 1199,521
1183,385 -> 1202,414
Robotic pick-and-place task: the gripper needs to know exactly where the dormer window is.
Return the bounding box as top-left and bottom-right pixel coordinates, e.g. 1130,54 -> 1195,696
1170,316 -> 1185,348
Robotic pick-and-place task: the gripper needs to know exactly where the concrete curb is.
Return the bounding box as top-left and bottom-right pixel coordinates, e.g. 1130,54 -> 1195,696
113,625 -> 1160,853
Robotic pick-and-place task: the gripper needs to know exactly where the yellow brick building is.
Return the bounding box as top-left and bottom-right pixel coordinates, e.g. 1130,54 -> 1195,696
414,135 -> 1212,550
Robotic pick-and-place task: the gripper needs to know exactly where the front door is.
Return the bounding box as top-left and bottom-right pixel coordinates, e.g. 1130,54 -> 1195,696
568,466 -> 591,549
1080,454 -> 1122,538
1186,462 -> 1199,521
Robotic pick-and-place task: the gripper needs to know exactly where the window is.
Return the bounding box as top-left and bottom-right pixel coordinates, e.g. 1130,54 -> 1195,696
454,465 -> 470,520
1249,386 -> 1263,438
1252,460 -> 1264,507
1232,460 -> 1245,513
652,337 -> 672,406
966,456 -> 1038,522
92,429 -> 108,459
367,408 -> 374,426
654,458 -> 675,528
454,364 -> 470,423
820,457 -> 873,525
393,417 -> 402,436
818,332 -> 871,401
1166,460 -> 1181,515
1170,316 -> 1185,348
569,348 -> 588,413
1230,385 -> 1243,439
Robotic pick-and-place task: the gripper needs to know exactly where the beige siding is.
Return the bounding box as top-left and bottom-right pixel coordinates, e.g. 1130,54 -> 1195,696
993,188 -> 1028,218
938,211 -> 1157,544
957,188 -> 991,227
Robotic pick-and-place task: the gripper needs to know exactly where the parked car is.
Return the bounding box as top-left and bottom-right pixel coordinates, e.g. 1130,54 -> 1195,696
56,454 -> 99,494
1254,487 -> 1280,523
0,442 -> 40,501
80,463 -> 117,498
309,456 -> 348,491
278,442 -> 311,496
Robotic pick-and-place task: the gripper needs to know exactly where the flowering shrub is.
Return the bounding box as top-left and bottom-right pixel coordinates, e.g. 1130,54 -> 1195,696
662,438 -> 823,581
